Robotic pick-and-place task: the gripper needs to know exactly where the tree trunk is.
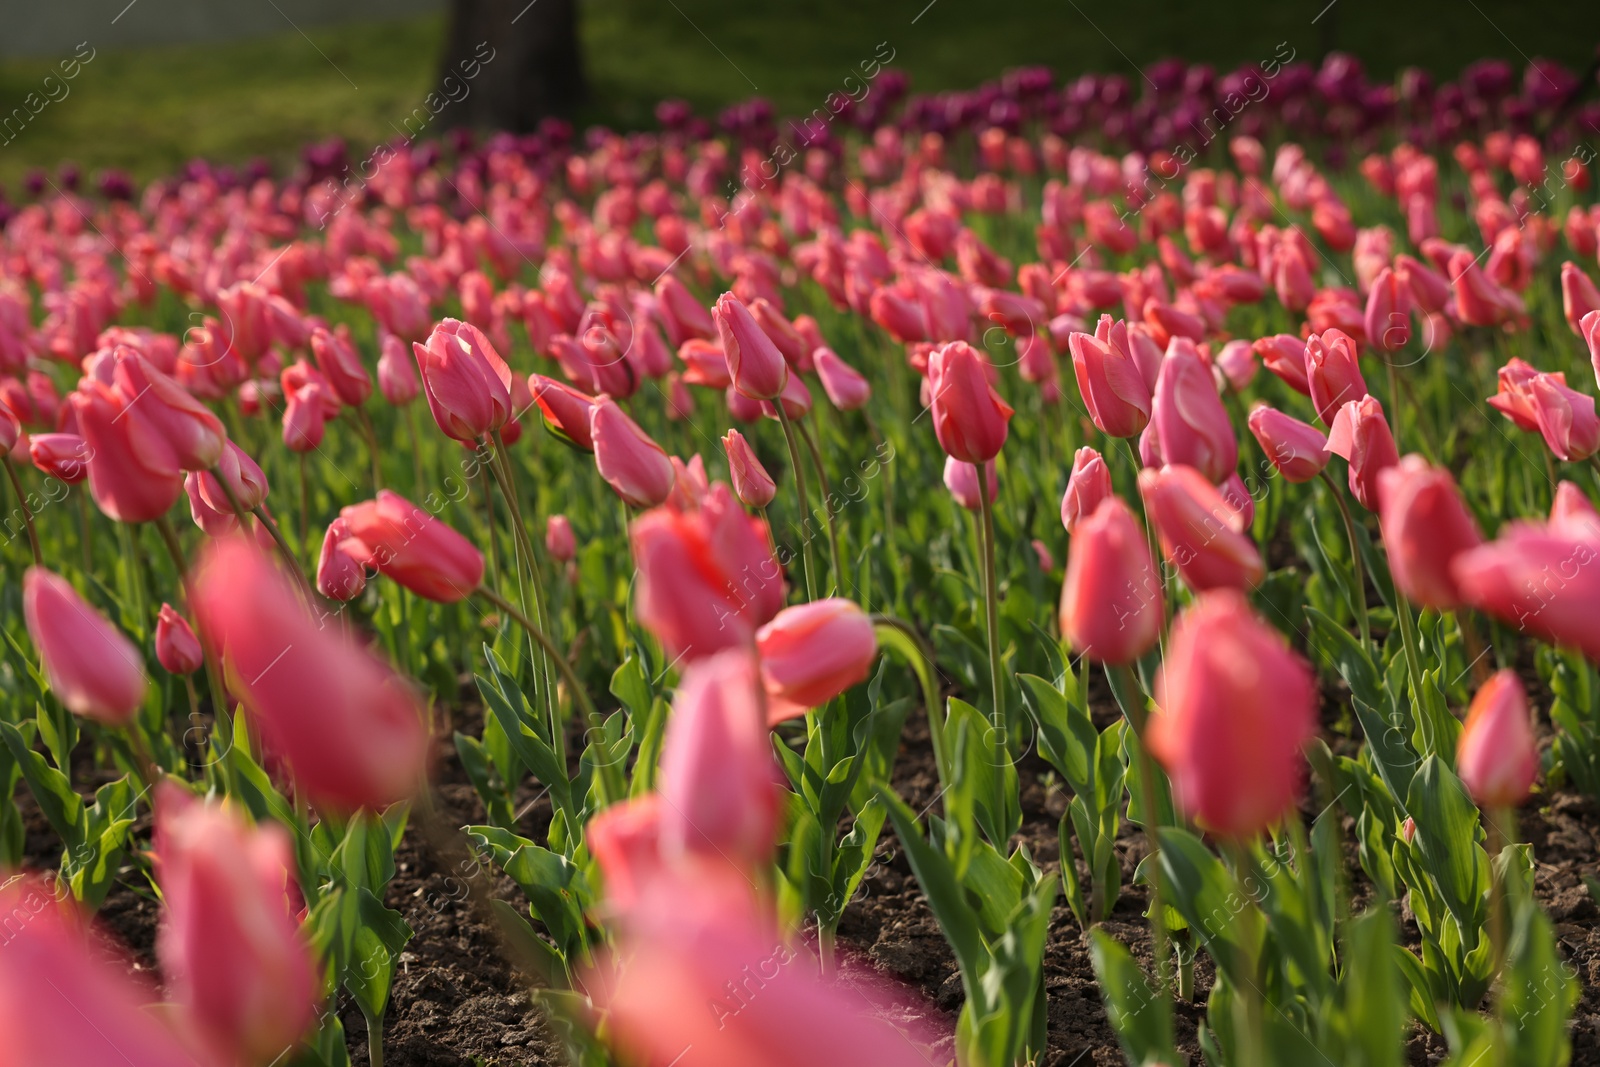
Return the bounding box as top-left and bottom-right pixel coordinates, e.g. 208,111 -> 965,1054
438,0 -> 585,132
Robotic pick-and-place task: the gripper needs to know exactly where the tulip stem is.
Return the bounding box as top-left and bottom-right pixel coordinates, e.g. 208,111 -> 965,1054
124,721 -> 162,790
974,462 -> 1005,735
1107,663 -> 1175,1014
2,458 -> 42,567
1487,804 -> 1511,1067
298,453 -> 311,559
152,515 -> 236,752
1386,360 -> 1404,454
1221,839 -> 1268,1067
796,418 -> 845,596
357,406 -> 384,491
871,615 -> 946,778
362,1006 -> 385,1067
774,404 -> 818,601
1318,470 -> 1371,647
475,584 -> 597,727
406,405 -> 426,490
862,411 -> 897,556
78,489 -> 93,575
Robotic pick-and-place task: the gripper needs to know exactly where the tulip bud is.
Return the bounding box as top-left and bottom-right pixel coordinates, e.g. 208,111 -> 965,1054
1364,267 -> 1415,355
814,347 -> 871,410
1324,395 -> 1399,511
69,380 -> 185,524
338,490 -> 485,603
755,598 -> 877,722
530,373 -> 597,451
377,332 -> 420,406
0,402 -> 17,452
760,370 -> 814,420
942,456 -> 997,511
1304,329 -> 1368,426
413,318 -> 514,442
1549,480 -> 1600,540
655,273 -> 715,346
1153,345 -> 1237,483
721,428 -> 776,509
310,324 -> 372,408
1061,497 -> 1163,664
1148,590 -> 1317,837
546,514 -> 577,563
155,604 -> 204,675
28,432 -> 90,484
111,347 -> 226,470
592,396 -> 677,508
1453,525 -> 1600,661
1376,455 -> 1483,610
1068,323 -> 1151,438
1139,465 -> 1265,592
1247,405 -> 1331,483
713,292 -> 789,400
153,785 -> 320,1067
1564,264 -> 1600,337
928,340 -> 1013,462
1061,446 -> 1112,533
1253,334 -> 1312,395
1456,670 -> 1539,808
23,567 -> 148,724
282,384 -> 329,453
317,519 -> 368,602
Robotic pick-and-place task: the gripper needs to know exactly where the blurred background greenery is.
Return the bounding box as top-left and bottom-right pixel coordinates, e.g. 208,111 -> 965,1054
0,0 -> 1596,192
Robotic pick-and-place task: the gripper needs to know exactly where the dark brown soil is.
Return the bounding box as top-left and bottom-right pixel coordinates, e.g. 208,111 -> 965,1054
16,682 -> 1600,1066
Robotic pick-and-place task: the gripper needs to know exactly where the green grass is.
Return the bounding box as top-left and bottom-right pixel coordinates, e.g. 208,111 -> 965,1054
0,0 -> 1596,192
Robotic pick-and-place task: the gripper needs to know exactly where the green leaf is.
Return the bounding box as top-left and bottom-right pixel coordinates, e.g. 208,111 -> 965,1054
0,719 -> 83,844
1089,929 -> 1177,1065
1339,908 -> 1405,1067
345,888 -> 413,1022
1405,756 -> 1485,934
1018,672 -> 1096,796
1157,828 -> 1255,987
876,786 -> 985,989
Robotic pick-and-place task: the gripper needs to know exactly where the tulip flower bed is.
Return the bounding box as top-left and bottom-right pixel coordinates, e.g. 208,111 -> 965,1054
8,52 -> 1600,1067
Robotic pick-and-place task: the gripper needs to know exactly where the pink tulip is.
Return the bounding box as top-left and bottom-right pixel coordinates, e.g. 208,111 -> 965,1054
377,332 -> 420,406
546,514 -> 577,563
1560,262 -> 1600,336
1450,250 -> 1525,328
1152,345 -> 1237,483
1213,339 -> 1258,391
722,428 -> 776,508
69,380 -> 184,523
655,273 -> 715,346
1148,590 -> 1317,838
309,324 -> 371,408
186,440 -> 269,531
28,432 -> 89,484
748,297 -> 808,367
1456,670 -> 1539,808
1061,497 -> 1163,664
317,518 -> 368,602
412,318 -> 514,442
678,337 -> 733,389
154,785 -> 320,1067
156,603 -> 204,675
814,347 -> 871,410
1549,481 -> 1600,540
1486,357 -> 1544,432
1253,334 -> 1312,395
714,292 -> 789,400
281,383 -> 328,453
761,370 -> 815,420
1527,373 -> 1600,462
592,396 -> 677,508
1376,455 -> 1483,610
755,598 -> 877,723
1396,252 -> 1452,314
0,877 -> 211,1067
631,483 -> 784,662
1068,322 -> 1151,438
111,347 -> 226,470
586,794 -> 667,914
1585,311 -> 1600,387
23,567 -> 147,725
1247,405 -> 1330,483
1324,395 -> 1399,511
1061,445 -> 1112,533
1139,465 -> 1265,592
531,373 -> 597,451
338,490 -> 485,603
927,340 -> 1013,462
193,538 -> 430,811
1453,524 -> 1600,661
942,456 -> 997,511
1304,329 -> 1368,426
658,649 -> 784,865
1363,267 -> 1415,354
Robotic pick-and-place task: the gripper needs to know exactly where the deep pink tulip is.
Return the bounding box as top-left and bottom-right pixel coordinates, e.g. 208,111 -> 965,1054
655,273 -> 715,346
1376,455 -> 1483,610
1139,465 -> 1265,592
714,292 -> 789,400
1061,445 -> 1112,533
1247,405 -> 1330,483
1213,339 -> 1258,392
281,384 -> 328,453
28,432 -> 89,484
187,439 -> 269,531
1061,497 -> 1163,664
377,332 -> 420,406
156,603 -> 204,675
1486,357 -> 1544,432
586,794 -> 668,914
942,456 -> 997,511
1549,481 -> 1600,540
1452,523 -> 1600,661
1456,670 -> 1539,808
927,340 -> 1012,462
1324,395 -> 1399,511
24,567 -> 147,725
317,518 -> 367,602
546,514 -> 577,563
193,538 -> 430,811
1253,333 -> 1312,395
1364,267 -> 1415,354
1527,373 -> 1600,462
154,785 -> 320,1067
412,318 -> 514,442
756,598 -> 877,723
530,373 -> 597,451
814,347 -> 871,410
1152,345 -> 1237,483
761,370 -> 815,420
1450,250 -> 1525,328
1560,262 -> 1600,336
1395,252 -> 1451,313
69,380 -> 184,523
111,347 -> 226,470
310,324 -> 371,408
748,297 -> 808,367
1304,328 -> 1369,426
658,649 -> 784,865
338,490 -> 485,603
1585,311 -> 1600,387
1149,590 -> 1317,838
592,396 -> 676,508
1068,323 -> 1151,438
0,878 -> 211,1067
722,428 -> 776,509
631,483 -> 784,662
0,401 -> 18,452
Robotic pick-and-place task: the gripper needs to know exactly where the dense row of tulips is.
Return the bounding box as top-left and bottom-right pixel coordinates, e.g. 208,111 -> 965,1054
1,52 -> 1599,1067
